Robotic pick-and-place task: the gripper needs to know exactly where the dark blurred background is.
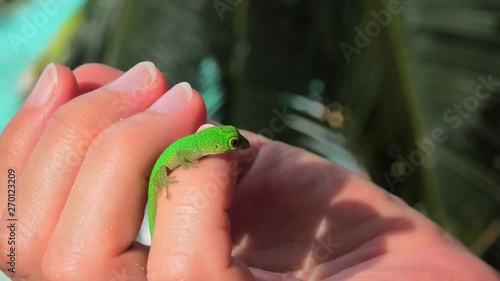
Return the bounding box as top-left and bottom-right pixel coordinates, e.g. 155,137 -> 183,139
0,0 -> 499,272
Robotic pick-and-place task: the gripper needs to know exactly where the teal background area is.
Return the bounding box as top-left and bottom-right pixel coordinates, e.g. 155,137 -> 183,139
0,0 -> 84,132
0,3 -> 84,280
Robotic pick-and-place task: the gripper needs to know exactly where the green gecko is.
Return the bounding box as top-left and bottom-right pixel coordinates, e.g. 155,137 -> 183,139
147,125 -> 250,237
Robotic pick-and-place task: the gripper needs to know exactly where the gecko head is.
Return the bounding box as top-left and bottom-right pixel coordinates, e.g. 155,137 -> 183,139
221,126 -> 250,151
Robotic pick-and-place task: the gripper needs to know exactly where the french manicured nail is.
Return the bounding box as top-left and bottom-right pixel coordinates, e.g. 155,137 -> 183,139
106,61 -> 156,94
148,82 -> 193,112
24,63 -> 58,107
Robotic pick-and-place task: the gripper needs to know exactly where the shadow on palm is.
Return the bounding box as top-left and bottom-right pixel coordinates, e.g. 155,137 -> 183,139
230,136 -> 414,279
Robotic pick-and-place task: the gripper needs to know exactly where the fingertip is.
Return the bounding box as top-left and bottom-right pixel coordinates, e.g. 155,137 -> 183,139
74,62 -> 170,96
184,88 -> 207,122
73,63 -> 124,94
197,123 -> 215,132
148,81 -> 192,113
54,64 -> 79,96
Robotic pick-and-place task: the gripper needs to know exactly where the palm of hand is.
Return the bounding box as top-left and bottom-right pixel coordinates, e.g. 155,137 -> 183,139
229,137 -> 498,280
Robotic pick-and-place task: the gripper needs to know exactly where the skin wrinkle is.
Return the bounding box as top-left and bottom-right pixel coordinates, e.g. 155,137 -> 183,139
23,187 -> 47,223
46,226 -> 100,279
19,170 -> 57,245
315,219 -> 441,279
58,214 -> 93,264
74,201 -> 100,240
95,142 -> 130,173
306,246 -> 384,279
49,135 -> 75,171
48,248 -> 94,280
330,219 -> 390,257
172,174 -> 225,210
170,201 -> 206,217
44,114 -> 90,171
83,134 -> 136,201
16,208 -> 39,242
166,230 -> 199,257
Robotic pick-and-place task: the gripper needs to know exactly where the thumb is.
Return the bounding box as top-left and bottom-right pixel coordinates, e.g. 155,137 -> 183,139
147,136 -> 254,281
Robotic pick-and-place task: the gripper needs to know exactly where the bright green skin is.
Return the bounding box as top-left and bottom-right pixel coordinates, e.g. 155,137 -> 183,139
147,125 -> 250,237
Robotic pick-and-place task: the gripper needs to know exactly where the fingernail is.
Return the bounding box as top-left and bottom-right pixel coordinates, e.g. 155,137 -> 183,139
148,82 -> 193,112
24,63 -> 58,107
196,124 -> 214,133
106,61 -> 156,94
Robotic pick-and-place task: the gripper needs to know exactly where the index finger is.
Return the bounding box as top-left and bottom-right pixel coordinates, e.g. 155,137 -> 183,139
148,138 -> 253,281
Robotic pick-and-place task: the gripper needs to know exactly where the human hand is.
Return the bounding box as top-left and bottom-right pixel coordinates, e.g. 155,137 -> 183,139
0,61 -> 208,280
227,134 -> 500,280
1,62 -> 498,281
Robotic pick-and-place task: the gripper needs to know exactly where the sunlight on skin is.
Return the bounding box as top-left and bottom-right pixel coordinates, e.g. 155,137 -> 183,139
0,63 -> 497,281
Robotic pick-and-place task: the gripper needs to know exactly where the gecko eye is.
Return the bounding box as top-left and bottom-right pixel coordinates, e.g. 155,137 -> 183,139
229,137 -> 239,148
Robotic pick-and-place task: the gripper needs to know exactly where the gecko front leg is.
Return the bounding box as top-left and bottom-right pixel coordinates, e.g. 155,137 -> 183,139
154,166 -> 179,199
175,150 -> 200,169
